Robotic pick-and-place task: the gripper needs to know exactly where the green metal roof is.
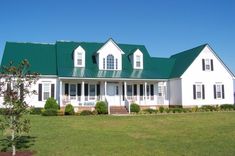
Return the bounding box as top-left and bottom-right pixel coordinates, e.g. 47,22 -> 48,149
0,40 -> 209,79
169,44 -> 207,78
1,42 -> 57,75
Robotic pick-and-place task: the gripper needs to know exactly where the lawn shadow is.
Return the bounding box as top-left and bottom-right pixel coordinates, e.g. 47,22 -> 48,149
0,135 -> 36,152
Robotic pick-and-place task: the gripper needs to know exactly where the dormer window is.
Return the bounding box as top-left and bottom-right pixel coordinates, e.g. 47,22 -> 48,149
136,55 -> 141,67
77,52 -> 83,66
107,54 -> 114,70
74,46 -> 85,67
132,49 -> 143,69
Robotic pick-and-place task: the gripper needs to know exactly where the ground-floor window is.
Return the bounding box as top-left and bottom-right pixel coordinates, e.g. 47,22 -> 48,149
193,83 -> 205,100
214,84 -> 224,99
70,84 -> 76,100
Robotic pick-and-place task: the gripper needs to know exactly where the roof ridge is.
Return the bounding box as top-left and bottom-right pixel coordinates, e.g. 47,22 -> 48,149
6,41 -> 55,45
170,44 -> 207,58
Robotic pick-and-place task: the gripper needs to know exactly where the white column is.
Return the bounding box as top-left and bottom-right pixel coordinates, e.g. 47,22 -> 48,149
104,81 -> 107,97
81,81 -> 84,106
124,81 -> 127,99
59,80 -> 62,107
144,82 -> 147,105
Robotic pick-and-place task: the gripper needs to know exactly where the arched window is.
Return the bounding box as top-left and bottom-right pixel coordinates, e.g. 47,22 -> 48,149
107,54 -> 114,69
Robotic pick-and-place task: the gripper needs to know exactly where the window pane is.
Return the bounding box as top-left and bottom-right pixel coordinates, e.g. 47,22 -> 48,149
216,85 -> 222,98
43,83 -> 50,100
89,84 -> 95,97
107,54 -> 114,69
127,85 -> 132,96
70,84 -> 76,96
205,59 -> 210,70
196,85 -> 202,99
43,92 -> 49,100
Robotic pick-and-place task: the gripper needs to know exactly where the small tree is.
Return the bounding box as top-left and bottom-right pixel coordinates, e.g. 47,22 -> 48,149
0,60 -> 39,156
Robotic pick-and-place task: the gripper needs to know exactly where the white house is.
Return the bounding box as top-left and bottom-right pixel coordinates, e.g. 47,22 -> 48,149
1,39 -> 234,114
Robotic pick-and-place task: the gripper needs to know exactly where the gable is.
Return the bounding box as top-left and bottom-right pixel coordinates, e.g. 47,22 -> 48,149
181,45 -> 234,79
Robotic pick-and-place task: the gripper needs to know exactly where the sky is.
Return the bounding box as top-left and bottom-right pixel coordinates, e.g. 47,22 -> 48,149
0,0 -> 235,73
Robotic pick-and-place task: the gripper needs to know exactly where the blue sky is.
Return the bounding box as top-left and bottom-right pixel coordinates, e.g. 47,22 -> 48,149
0,0 -> 235,73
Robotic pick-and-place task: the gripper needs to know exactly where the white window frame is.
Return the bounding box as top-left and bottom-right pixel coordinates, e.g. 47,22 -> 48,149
195,84 -> 202,99
43,83 -> 51,101
74,46 -> 85,67
205,59 -> 211,71
215,84 -> 222,99
76,52 -> 83,66
136,55 -> 141,68
106,54 -> 115,70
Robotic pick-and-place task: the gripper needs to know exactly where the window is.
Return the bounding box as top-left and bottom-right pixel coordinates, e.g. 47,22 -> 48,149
77,52 -> 82,66
136,55 -> 141,67
127,85 -> 132,96
103,58 -> 105,69
43,83 -> 50,100
214,84 -> 224,99
89,84 -> 96,100
193,84 -> 205,100
140,84 -> 144,101
107,54 -> 114,69
70,84 -> 76,100
158,85 -> 164,96
202,59 -> 214,71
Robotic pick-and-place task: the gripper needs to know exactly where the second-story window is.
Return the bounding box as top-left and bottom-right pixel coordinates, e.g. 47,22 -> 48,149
202,59 -> 214,71
136,55 -> 141,67
77,52 -> 83,66
107,54 -> 114,69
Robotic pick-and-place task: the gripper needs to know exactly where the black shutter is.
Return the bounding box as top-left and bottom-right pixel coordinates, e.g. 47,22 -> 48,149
133,84 -> 137,96
222,85 -> 225,99
20,84 -> 24,101
211,59 -> 214,71
51,84 -> 55,98
214,85 -> 216,99
150,84 -> 154,96
97,84 -> 100,96
77,84 -> 81,96
122,84 -> 124,101
202,59 -> 205,71
140,84 -> 143,96
202,85 -> 205,99
65,83 -> 69,95
38,83 -> 42,101
85,84 -> 88,96
193,85 -> 196,99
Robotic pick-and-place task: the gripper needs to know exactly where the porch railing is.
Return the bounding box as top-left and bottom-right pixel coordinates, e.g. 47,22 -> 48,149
124,97 -> 130,114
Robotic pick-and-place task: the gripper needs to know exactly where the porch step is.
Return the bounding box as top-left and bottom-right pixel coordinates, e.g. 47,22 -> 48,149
110,106 -> 129,114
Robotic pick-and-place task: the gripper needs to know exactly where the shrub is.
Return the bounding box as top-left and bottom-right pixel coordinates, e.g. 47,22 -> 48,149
30,107 -> 42,115
200,105 -> 216,112
143,108 -> 157,114
159,106 -> 164,113
172,108 -> 183,113
44,98 -> 59,110
64,104 -> 75,115
41,109 -> 58,116
95,101 -> 108,114
165,108 -> 171,113
220,104 -> 234,111
80,110 -> 93,116
130,103 -> 140,113
57,109 -> 64,116
0,108 -> 6,115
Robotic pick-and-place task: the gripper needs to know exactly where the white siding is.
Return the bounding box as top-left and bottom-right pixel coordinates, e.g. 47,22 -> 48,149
168,79 -> 182,106
181,46 -> 234,106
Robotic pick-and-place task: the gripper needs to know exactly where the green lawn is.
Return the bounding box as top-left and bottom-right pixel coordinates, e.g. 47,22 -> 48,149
2,112 -> 235,156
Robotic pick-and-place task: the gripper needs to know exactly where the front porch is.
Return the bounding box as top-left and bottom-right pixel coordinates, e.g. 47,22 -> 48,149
59,78 -> 169,114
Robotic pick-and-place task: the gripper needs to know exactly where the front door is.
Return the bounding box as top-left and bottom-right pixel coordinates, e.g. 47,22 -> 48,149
107,83 -> 120,106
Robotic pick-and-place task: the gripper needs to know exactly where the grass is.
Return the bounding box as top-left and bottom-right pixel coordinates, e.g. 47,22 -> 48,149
1,112 -> 235,156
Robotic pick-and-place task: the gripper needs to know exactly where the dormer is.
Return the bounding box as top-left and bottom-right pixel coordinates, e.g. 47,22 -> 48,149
74,46 -> 85,67
130,49 -> 143,69
96,39 -> 125,70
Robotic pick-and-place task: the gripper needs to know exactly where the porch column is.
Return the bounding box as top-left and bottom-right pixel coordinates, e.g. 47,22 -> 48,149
59,80 -> 62,107
144,82 -> 147,105
81,81 -> 84,106
124,81 -> 127,99
104,81 -> 107,97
